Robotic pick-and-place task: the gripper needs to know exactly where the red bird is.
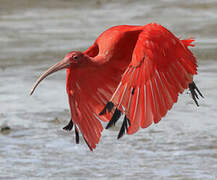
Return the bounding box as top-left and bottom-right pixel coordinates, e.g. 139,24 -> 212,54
30,23 -> 203,151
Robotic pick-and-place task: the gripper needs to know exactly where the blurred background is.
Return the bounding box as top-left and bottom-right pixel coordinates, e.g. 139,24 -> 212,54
0,0 -> 217,179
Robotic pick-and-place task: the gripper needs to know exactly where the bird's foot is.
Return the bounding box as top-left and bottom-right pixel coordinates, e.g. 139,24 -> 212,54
189,81 -> 204,106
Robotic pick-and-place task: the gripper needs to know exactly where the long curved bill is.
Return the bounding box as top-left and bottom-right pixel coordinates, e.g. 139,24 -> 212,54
30,58 -> 70,95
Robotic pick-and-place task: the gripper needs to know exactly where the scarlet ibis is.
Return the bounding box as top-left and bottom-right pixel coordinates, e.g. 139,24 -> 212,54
30,23 -> 203,151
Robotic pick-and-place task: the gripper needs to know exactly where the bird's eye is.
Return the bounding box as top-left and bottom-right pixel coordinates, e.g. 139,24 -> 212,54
73,55 -> 78,60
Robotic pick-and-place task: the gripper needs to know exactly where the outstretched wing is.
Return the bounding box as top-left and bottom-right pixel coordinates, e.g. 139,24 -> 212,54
67,59 -> 124,150
100,23 -> 198,138
67,23 -> 199,150
67,26 -> 142,150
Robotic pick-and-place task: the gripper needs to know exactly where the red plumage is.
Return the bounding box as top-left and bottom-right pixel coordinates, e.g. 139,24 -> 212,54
30,23 -> 203,151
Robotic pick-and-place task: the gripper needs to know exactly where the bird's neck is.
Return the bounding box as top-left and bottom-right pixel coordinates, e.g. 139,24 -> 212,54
88,55 -> 109,65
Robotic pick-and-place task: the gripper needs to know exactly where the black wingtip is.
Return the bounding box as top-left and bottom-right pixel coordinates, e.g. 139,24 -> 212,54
117,116 -> 130,139
193,81 -> 204,98
189,81 -> 204,107
63,119 -> 79,143
99,101 -> 114,115
63,120 -> 94,151
131,88 -> 135,95
63,119 -> 74,131
105,108 -> 122,129
75,126 -> 79,144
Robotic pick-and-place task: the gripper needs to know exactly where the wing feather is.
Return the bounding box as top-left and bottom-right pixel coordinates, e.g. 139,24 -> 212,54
83,104 -> 101,140
68,23 -> 200,150
142,83 -> 153,128
152,75 -> 167,117
101,23 -> 198,138
155,71 -> 173,110
159,71 -> 178,103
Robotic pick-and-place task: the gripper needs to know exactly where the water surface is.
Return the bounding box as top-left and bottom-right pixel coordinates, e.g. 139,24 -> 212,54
0,0 -> 217,179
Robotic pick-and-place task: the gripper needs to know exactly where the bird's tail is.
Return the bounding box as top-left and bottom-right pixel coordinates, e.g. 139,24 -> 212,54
182,38 -> 195,47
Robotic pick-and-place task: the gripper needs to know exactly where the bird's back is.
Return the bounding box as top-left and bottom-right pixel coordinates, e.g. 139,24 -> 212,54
93,25 -> 144,64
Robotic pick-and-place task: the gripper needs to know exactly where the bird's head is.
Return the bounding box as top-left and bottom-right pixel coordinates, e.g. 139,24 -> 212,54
30,51 -> 87,95
65,51 -> 87,65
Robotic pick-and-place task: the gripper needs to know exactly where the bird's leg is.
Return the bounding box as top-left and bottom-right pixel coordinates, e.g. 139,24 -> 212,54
63,119 -> 74,131
189,81 -> 204,106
